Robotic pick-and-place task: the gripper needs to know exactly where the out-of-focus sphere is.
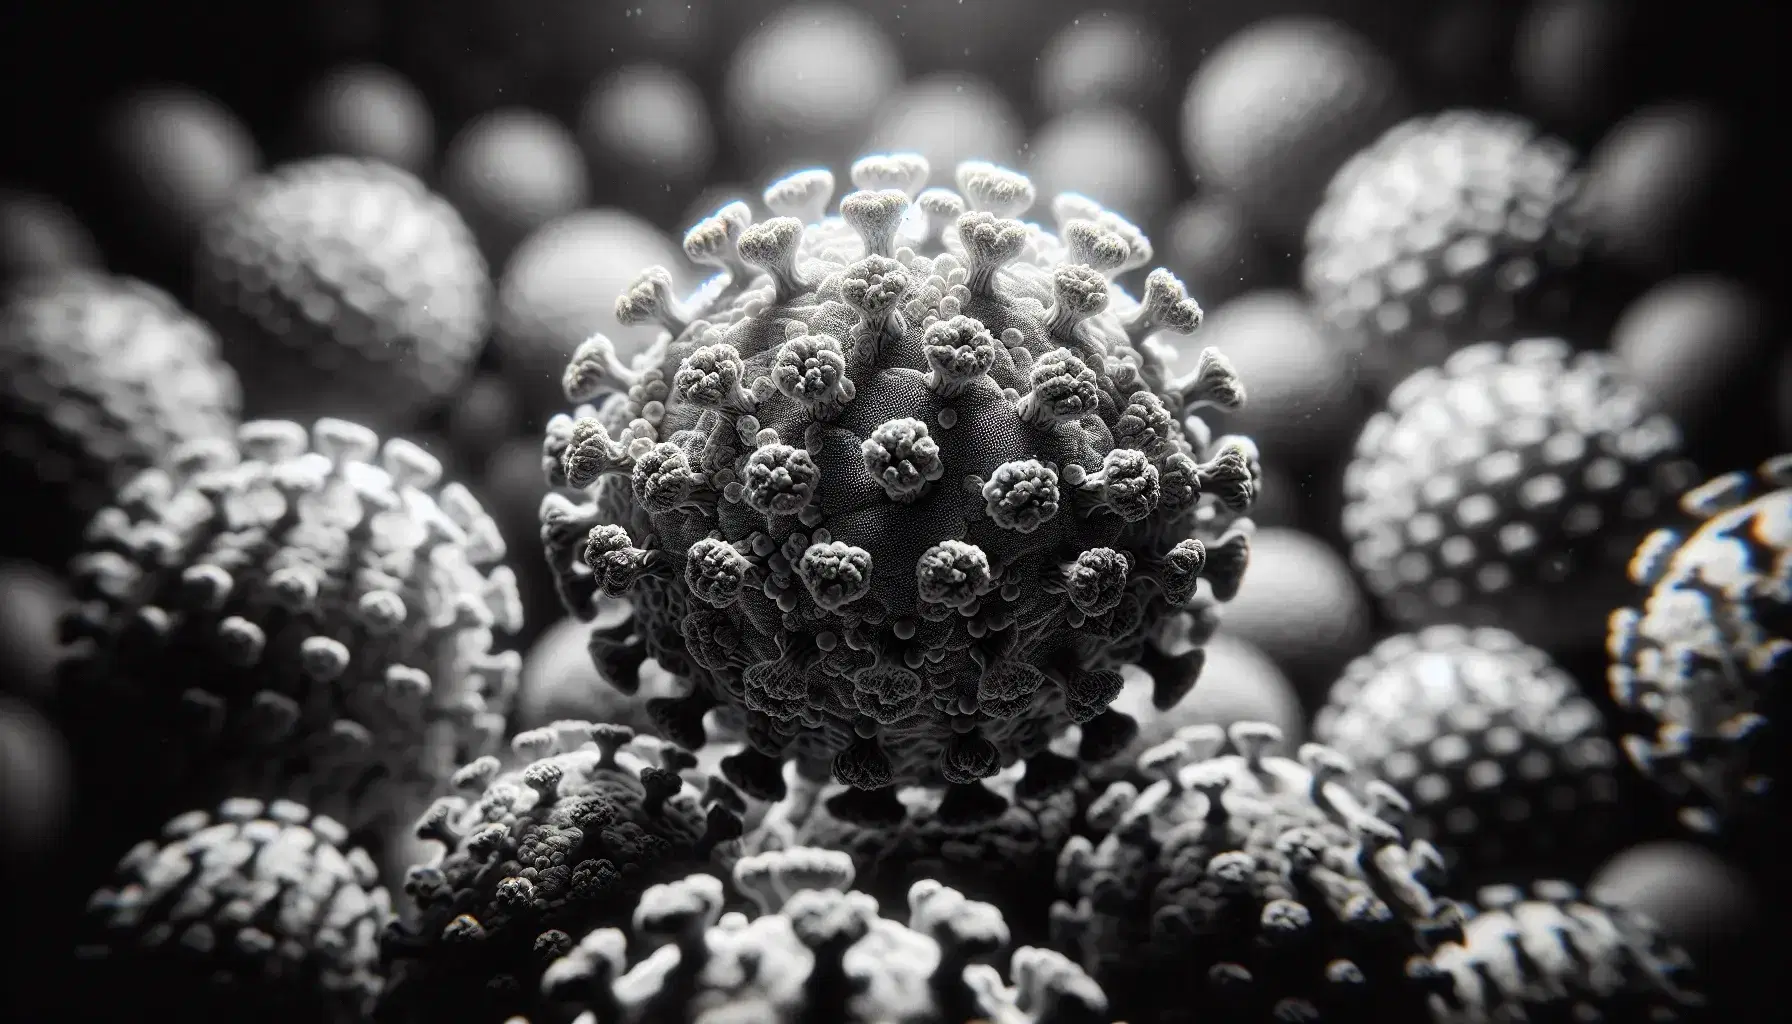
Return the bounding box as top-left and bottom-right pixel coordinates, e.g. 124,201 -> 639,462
1180,17 -> 1408,236
0,562 -> 68,701
1111,633 -> 1305,764
1582,102 -> 1726,275
101,87 -> 261,254
1036,10 -> 1169,115
0,697 -> 71,863
0,191 -> 100,282
1611,276 -> 1768,436
1590,841 -> 1756,953
515,613 -> 683,734
724,3 -> 902,167
1514,0 -> 1628,129
441,109 -> 589,267
1163,195 -> 1270,308
443,372 -> 522,468
579,63 -> 715,184
1026,108 -> 1173,227
862,73 -> 1025,174
296,64 -> 435,175
1779,350 -> 1792,449
1218,527 -> 1371,692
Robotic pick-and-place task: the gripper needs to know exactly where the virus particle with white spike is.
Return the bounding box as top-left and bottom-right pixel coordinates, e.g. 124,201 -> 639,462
1342,339 -> 1698,652
75,798 -> 391,1024
1607,454 -> 1791,837
1050,721 -> 1467,1024
55,419 -> 523,875
1315,626 -> 1625,888
538,154 -> 1259,827
538,846 -> 1110,1023
377,720 -> 745,1024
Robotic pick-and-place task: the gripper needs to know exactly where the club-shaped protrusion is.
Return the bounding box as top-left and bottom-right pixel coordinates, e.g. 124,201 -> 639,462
1122,268 -> 1203,345
737,216 -> 809,303
683,200 -> 756,287
915,188 -> 967,249
562,333 -> 643,403
851,152 -> 932,197
614,266 -> 690,336
956,160 -> 1036,218
957,212 -> 1028,297
840,188 -> 910,258
763,168 -> 836,225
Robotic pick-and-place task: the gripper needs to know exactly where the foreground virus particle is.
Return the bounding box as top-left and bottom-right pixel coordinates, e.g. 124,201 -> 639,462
194,157 -> 490,429
75,798 -> 391,1024
1051,721 -> 1466,1023
540,155 -> 1259,824
1428,881 -> 1705,1023
1315,626 -> 1624,888
377,720 -> 745,1024
1607,454 -> 1791,836
0,272 -> 241,562
1304,111 -> 1594,393
56,418 -> 523,868
1342,339 -> 1697,652
538,846 -> 1110,1023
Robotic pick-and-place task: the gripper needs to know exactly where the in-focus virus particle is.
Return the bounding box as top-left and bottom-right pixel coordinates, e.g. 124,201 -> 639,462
1607,454 -> 1791,836
1342,339 -> 1697,652
440,108 -> 591,269
1428,881 -> 1705,1023
1315,626 -> 1624,887
296,63 -> 437,176
1304,111 -> 1594,393
1052,721 -> 1467,1023
0,272 -> 242,562
56,419 -> 523,870
377,720 -> 745,1024
540,154 -> 1259,827
194,157 -> 491,430
539,846 -> 1110,1023
75,798 -> 391,1024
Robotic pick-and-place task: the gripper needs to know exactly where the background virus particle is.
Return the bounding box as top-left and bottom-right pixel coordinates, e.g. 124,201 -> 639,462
439,109 -> 590,270
75,798 -> 392,1024
293,64 -> 436,176
0,695 -> 71,866
1592,840 -> 1758,971
1161,194 -> 1274,310
1342,339 -> 1698,653
1304,111 -> 1596,394
1314,626 -> 1625,889
540,155 -> 1259,827
862,74 -> 1026,174
513,608 -> 687,736
1025,109 -> 1175,229
1607,454 -> 1791,838
1512,0 -> 1634,133
1215,527 -> 1373,699
1428,880 -> 1705,1023
377,720 -> 745,1024
1180,16 -> 1410,238
538,846 -> 1109,1023
0,189 -> 100,285
1580,101 -> 1729,277
577,63 -> 717,228
194,157 -> 491,430
1035,9 -> 1169,117
55,418 -> 523,878
0,561 -> 69,701
98,85 -> 262,265
0,271 -> 242,565
1051,721 -> 1466,1023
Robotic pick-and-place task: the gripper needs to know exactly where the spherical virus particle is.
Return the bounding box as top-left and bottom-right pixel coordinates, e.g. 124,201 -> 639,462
539,154 -> 1260,826
56,419 -> 523,865
1342,339 -> 1697,652
194,157 -> 491,430
1608,454 -> 1791,837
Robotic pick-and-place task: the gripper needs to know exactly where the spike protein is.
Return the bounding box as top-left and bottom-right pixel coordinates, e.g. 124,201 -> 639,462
537,154 -> 1260,827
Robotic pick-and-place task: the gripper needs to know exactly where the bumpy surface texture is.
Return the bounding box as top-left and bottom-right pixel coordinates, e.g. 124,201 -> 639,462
539,846 -> 1111,1023
1608,454 -> 1791,836
0,272 -> 240,560
1051,721 -> 1467,1023
194,157 -> 490,428
1315,626 -> 1623,888
1304,111 -> 1592,392
378,720 -> 745,1024
540,154 -> 1260,824
76,798 -> 391,1024
1342,339 -> 1697,651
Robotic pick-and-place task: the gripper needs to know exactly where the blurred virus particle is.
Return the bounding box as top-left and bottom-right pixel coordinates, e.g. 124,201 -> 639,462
76,798 -> 391,1024
99,85 -> 262,260
441,109 -> 590,270
56,418 -> 524,865
1036,9 -> 1169,116
440,372 -> 524,473
514,608 -> 682,735
1418,0 -> 1523,107
377,720 -> 745,1024
538,846 -> 1110,1022
0,695 -> 71,865
194,157 -> 491,430
0,272 -> 242,563
1162,194 -> 1274,309
578,62 -> 717,223
385,0 -> 613,124
1315,626 -> 1623,887
1428,881 -> 1704,1023
294,64 -> 436,176
1026,108 -> 1174,228
1512,0 -> 1633,132
541,154 -> 1261,825
1342,339 -> 1697,652
1051,721 -> 1466,1023
1607,454 -> 1791,837
1180,16 -> 1409,238
0,189 -> 100,284
1780,351 -> 1792,451
1304,111 -> 1593,394
863,73 -> 1026,177
0,560 -> 69,701
1218,527 -> 1372,696
1581,102 -> 1728,276
1591,841 -> 1757,960
1611,276 -> 1770,452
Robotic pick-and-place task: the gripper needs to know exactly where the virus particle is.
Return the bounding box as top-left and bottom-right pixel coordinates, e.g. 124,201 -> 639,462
1428,881 -> 1705,1023
0,694 -> 70,864
1342,339 -> 1698,652
100,86 -> 262,260
1513,0 -> 1633,131
514,607 -> 685,735
1304,111 -> 1593,393
194,157 -> 491,430
538,846 -> 1110,1023
55,418 -> 523,871
1315,626 -> 1624,888
296,64 -> 437,176
1611,276 -> 1770,453
1026,109 -> 1174,227
1052,721 -> 1466,1023
1591,841 -> 1758,956
540,154 -> 1259,826
440,109 -> 590,269
0,189 -> 99,283
1607,454 -> 1791,837
1218,527 -> 1372,696
1036,9 -> 1168,116
75,798 -> 391,1024
0,272 -> 241,563
1162,194 -> 1273,309
578,62 -> 717,224
863,74 -> 1026,175
1581,101 -> 1728,277
377,720 -> 745,1024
